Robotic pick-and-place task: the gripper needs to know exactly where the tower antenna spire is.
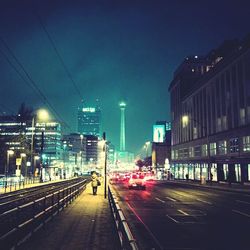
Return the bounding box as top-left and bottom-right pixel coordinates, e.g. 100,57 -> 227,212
119,101 -> 126,151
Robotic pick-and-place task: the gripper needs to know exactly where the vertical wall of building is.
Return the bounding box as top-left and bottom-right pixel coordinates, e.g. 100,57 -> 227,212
77,105 -> 101,138
169,37 -> 250,183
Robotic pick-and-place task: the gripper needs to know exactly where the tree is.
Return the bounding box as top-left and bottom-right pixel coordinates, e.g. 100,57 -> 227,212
17,102 -> 33,125
135,159 -> 144,171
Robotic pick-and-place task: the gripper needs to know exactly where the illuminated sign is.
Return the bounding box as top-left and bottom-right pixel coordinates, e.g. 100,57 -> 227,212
153,125 -> 165,143
82,108 -> 96,112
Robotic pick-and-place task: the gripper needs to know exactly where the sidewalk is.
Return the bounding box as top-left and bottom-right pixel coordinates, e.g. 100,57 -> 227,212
18,182 -> 120,250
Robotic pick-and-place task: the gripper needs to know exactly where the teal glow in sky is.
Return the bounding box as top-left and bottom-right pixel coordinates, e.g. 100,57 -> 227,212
0,0 -> 249,153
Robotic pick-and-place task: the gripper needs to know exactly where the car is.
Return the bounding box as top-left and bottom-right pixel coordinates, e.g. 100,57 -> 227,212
128,174 -> 146,190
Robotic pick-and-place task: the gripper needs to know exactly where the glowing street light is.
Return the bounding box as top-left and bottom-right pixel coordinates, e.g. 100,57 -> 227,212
6,150 -> 14,175
30,108 -> 50,181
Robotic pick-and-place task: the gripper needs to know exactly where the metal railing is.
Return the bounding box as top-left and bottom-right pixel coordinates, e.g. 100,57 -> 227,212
0,179 -> 87,249
108,186 -> 138,250
0,177 -> 41,194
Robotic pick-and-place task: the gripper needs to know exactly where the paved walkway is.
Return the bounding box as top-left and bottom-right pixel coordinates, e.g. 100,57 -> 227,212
18,182 -> 120,250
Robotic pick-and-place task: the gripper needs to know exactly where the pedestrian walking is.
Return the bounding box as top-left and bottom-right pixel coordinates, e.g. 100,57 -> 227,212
91,171 -> 100,195
185,173 -> 189,181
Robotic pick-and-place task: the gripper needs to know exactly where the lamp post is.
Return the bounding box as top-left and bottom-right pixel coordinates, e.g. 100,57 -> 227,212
80,134 -> 84,174
31,109 -> 49,176
5,150 -> 14,192
103,132 -> 107,199
182,115 -> 211,182
30,109 -> 49,182
20,153 -> 26,184
144,141 -> 150,158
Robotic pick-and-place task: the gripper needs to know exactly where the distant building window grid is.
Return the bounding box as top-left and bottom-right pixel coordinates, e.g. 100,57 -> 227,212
174,55 -> 250,146
229,138 -> 239,153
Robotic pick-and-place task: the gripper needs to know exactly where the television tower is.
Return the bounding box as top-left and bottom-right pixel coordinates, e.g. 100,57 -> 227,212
119,101 -> 126,151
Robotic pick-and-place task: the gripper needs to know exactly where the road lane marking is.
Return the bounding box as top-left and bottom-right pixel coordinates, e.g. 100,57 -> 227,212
232,209 -> 250,218
236,200 -> 250,205
126,201 -> 164,250
196,198 -> 212,205
178,209 -> 189,215
155,197 -> 165,203
166,196 -> 176,202
166,214 -> 179,223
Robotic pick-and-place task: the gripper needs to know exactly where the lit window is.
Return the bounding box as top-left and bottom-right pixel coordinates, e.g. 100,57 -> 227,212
210,142 -> 217,156
229,138 -> 239,153
202,144 -> 208,156
240,108 -> 246,126
189,147 -> 194,157
243,136 -> 250,152
218,140 -> 227,155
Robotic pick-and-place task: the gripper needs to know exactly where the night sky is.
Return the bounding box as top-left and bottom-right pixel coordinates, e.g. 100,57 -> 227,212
0,0 -> 249,154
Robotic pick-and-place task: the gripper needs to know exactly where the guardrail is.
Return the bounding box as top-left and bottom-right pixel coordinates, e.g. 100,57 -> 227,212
108,186 -> 139,250
0,179 -> 87,249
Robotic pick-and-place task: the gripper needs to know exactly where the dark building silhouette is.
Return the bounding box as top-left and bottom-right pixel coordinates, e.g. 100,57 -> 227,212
169,34 -> 250,183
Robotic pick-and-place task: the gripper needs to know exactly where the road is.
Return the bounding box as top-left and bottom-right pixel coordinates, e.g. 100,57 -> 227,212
111,180 -> 250,250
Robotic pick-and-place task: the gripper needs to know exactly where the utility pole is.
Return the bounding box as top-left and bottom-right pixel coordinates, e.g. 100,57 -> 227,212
103,132 -> 107,199
40,131 -> 44,182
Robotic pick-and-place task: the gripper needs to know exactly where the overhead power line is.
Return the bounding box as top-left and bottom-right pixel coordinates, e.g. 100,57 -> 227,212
0,36 -> 71,129
0,47 -> 44,102
34,10 -> 83,101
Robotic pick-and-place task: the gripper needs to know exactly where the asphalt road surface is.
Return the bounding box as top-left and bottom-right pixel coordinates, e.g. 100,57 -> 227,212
111,180 -> 250,250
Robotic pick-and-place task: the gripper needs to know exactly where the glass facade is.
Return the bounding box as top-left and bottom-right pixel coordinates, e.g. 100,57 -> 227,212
78,106 -> 101,137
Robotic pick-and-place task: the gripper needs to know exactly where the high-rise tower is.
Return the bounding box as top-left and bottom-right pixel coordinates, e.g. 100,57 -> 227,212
119,101 -> 126,151
77,102 -> 101,137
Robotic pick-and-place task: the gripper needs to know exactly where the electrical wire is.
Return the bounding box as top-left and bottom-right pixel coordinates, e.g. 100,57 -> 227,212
0,36 -> 71,130
34,9 -> 83,101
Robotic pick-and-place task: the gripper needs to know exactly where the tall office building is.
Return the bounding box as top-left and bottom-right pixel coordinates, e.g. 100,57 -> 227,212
77,103 -> 101,138
169,35 -> 250,183
0,115 -> 62,175
119,101 -> 126,151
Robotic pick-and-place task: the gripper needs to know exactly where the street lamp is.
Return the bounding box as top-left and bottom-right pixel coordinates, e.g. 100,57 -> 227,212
20,153 -> 27,178
5,150 -> 14,192
182,115 -> 211,182
144,141 -> 151,158
30,109 -> 50,182
103,132 -> 107,199
80,134 -> 84,174
6,150 -> 14,175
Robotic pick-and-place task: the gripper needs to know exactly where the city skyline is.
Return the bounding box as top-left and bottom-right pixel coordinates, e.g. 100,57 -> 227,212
0,0 -> 249,153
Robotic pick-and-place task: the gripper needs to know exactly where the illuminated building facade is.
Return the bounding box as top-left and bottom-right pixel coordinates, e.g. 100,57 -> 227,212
85,134 -> 98,164
152,121 -> 171,172
62,133 -> 86,174
33,122 -> 62,164
169,35 -> 250,183
77,105 -> 101,137
0,115 -> 62,174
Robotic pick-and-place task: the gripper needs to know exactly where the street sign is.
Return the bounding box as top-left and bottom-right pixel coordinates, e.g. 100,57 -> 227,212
16,158 -> 22,166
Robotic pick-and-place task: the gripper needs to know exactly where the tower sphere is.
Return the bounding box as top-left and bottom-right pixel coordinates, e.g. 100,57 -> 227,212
119,102 -> 126,108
